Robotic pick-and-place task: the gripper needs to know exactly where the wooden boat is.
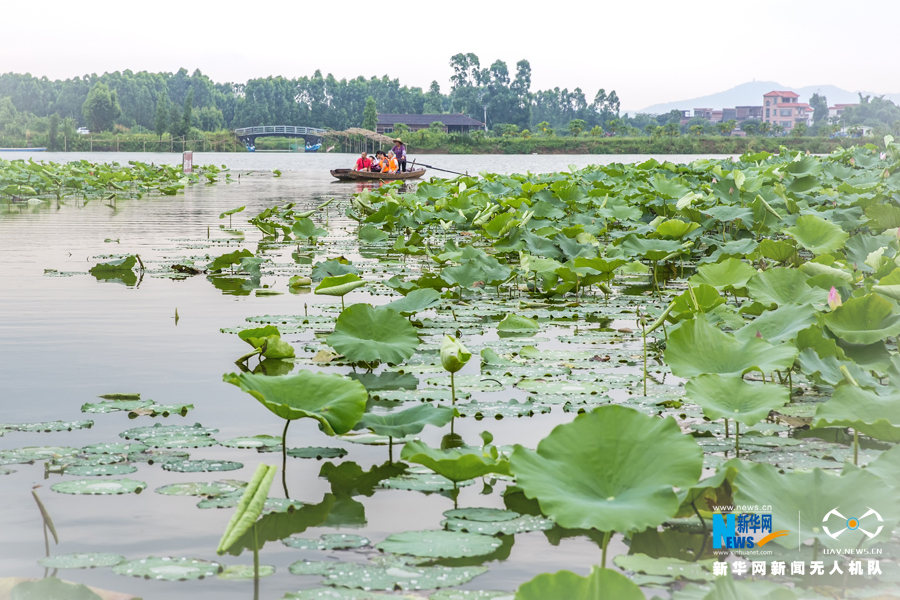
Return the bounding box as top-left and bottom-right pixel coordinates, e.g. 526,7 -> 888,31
331,168 -> 426,181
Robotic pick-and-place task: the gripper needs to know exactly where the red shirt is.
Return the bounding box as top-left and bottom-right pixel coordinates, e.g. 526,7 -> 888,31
355,157 -> 372,170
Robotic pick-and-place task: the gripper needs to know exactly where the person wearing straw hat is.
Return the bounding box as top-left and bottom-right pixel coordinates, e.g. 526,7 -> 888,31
391,138 -> 407,173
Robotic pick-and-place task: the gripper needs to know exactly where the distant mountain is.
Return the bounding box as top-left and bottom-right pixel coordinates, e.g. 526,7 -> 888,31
631,81 -> 900,115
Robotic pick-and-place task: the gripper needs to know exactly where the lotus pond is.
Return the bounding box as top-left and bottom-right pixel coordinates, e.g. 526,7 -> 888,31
3,144 -> 900,600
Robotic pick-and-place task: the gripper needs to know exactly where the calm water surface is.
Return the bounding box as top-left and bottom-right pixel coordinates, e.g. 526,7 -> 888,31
0,153 -> 710,599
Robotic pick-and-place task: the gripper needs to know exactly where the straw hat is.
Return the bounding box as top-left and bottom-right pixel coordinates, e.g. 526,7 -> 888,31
392,138 -> 404,144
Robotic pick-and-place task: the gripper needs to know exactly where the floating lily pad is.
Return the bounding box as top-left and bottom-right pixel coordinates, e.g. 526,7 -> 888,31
424,375 -> 508,392
155,480 -> 247,497
517,379 -> 608,395
442,515 -> 555,536
372,388 -> 470,402
613,553 -> 714,582
51,478 -> 146,495
218,564 -> 276,579
83,442 -> 148,455
144,434 -> 218,449
443,508 -> 520,522
38,552 -> 125,569
127,449 -> 190,464
162,459 -> 243,472
429,592 -> 514,600
0,466 -> 15,475
113,556 -> 222,580
283,533 -> 371,550
119,422 -> 218,440
219,435 -> 282,449
99,393 -> 142,400
339,433 -> 417,446
131,403 -> 194,418
64,464 -> 138,476
81,400 -> 155,413
259,447 -> 348,459
375,530 -> 502,559
380,473 -> 474,493
0,420 -> 93,433
322,563 -> 488,591
289,560 -> 357,576
454,400 -> 548,419
0,446 -> 79,464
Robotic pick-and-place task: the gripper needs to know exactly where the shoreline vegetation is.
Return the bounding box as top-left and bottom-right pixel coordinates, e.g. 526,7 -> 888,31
0,130 -> 871,155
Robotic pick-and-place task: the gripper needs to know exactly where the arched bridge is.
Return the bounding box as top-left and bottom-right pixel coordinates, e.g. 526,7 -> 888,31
234,125 -> 327,152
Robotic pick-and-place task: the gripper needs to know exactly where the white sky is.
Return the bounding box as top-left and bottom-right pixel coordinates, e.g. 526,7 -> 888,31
4,0 -> 899,110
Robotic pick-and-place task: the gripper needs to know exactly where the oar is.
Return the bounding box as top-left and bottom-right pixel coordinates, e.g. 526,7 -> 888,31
412,162 -> 468,176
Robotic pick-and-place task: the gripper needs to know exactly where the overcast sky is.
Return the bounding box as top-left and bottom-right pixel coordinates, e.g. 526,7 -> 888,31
5,0 -> 899,111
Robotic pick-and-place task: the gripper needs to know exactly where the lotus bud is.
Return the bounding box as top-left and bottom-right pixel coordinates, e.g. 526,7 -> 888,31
441,335 -> 471,374
896,227 -> 900,239
828,286 -> 842,310
712,178 -> 717,184
755,331 -> 762,338
881,152 -> 887,160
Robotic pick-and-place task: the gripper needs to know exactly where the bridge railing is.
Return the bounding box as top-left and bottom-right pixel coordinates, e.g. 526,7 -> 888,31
234,126 -> 327,136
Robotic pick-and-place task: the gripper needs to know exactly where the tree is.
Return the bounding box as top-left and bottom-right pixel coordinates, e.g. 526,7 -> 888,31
741,119 -> 760,135
791,122 -> 808,137
82,82 -> 121,132
428,121 -> 445,133
689,124 -> 704,137
568,119 -> 586,136
759,121 -> 772,135
773,124 -> 785,136
168,103 -> 183,138
154,95 -> 169,139
809,93 -> 828,124
521,129 -> 531,139
393,123 -> 410,136
181,88 -> 194,136
716,119 -> 737,136
424,82 -> 443,113
361,96 -> 378,131
48,113 -> 59,151
643,124 -> 658,138
606,118 -> 622,136
535,121 -> 553,136
590,125 -> 604,137
663,122 -> 680,137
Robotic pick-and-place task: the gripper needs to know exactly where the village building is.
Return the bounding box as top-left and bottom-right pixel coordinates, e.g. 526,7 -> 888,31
376,114 -> 485,135
763,91 -> 812,131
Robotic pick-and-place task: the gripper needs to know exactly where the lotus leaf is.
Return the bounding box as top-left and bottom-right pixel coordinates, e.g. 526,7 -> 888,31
356,404 -> 455,438
209,249 -> 253,272
375,530 -> 502,558
119,422 -> 217,440
293,217 -> 327,240
746,268 -> 819,307
37,553 -> 125,569
9,578 -> 102,600
510,405 -> 702,533
689,258 -> 756,291
443,514 -> 554,535
315,273 -> 366,297
401,440 -> 510,482
155,480 -> 246,497
219,435 -> 282,449
327,304 -> 420,365
89,256 -> 136,274
812,385 -> 900,442
733,303 -> 817,344
238,325 -> 296,359
64,464 -> 138,476
1,420 -> 93,433
847,444 -> 900,489
218,564 -> 276,579
80,399 -> 154,413
163,459 -> 243,472
734,462 -> 897,548
224,371 -> 367,435
664,316 -> 797,378
279,447 -> 347,459
514,566 -> 644,600
112,556 -> 222,580
454,400 -> 548,419
144,434 -> 217,449
497,314 -> 540,333
51,479 -> 146,495
385,288 -> 442,315
785,214 -> 849,254
322,563 -> 488,591
685,374 -> 790,426
282,533 -> 370,550
380,472 -> 475,492
614,553 -> 714,582
819,293 -> 900,345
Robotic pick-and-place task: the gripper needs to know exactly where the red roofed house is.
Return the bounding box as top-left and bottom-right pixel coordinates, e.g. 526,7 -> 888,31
763,90 -> 811,132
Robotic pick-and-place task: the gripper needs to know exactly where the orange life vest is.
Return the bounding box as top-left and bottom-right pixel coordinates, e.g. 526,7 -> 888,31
384,158 -> 398,173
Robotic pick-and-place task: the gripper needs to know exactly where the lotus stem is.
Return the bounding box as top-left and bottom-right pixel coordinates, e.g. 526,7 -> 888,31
854,429 -> 859,466
735,422 -> 740,458
601,530 -> 612,569
388,437 -> 393,464
692,500 -> 707,535
253,523 -> 260,600
451,372 -> 457,406
724,418 -> 729,439
641,317 -> 648,397
282,420 -> 291,498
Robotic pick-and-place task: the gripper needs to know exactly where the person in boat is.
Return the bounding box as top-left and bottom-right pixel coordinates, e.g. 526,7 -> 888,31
391,139 -> 407,172
370,151 -> 385,173
384,151 -> 399,174
354,151 -> 372,171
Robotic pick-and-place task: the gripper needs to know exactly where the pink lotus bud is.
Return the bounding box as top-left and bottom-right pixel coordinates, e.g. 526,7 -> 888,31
828,287 -> 842,310
755,331 -> 762,338
850,158 -> 855,166
712,178 -> 717,184
729,187 -> 734,194
881,152 -> 887,160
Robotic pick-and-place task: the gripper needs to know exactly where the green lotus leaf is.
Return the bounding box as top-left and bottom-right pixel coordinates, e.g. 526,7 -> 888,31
445,507 -> 520,522
219,205 -> 245,218
155,480 -> 246,497
865,203 -> 900,233
798,260 -> 853,284
670,284 -> 725,320
734,303 -> 817,344
64,464 -> 138,476
315,273 -> 366,297
619,234 -> 682,261
312,258 -> 359,280
358,224 -> 389,243
163,459 -> 243,473
289,275 -> 312,288
89,255 -> 136,274
282,533 -> 370,550
375,530 -> 502,558
10,577 -> 102,600
283,587 -> 383,599
689,258 -> 757,291
356,404 -> 455,438
217,463 -> 277,554
757,239 -> 797,263
322,563 -> 487,592
846,443 -> 900,489
655,219 -> 700,240
441,335 -> 472,373
208,249 -> 253,272
327,304 -> 420,365
733,461 -> 897,548
746,268 -> 819,307
37,553 -> 125,569
385,288 -> 442,315
614,553 -> 714,582
224,371 -> 367,435
571,256 -> 627,275
400,440 -> 510,482
219,435 -> 282,449
514,566 -> 644,600
119,422 -> 217,440
237,325 -> 295,359
224,493 -> 334,556
665,316 -> 797,378
51,479 -> 146,495
443,514 -> 554,536
785,214 -> 849,255
218,564 -> 275,579
510,405 -> 702,533
796,348 -> 878,388
292,217 -> 327,240
497,314 -> 540,333
820,293 -> 900,345
1,420 -> 93,433
812,385 -> 900,442
112,556 -> 222,580
685,374 -> 789,426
